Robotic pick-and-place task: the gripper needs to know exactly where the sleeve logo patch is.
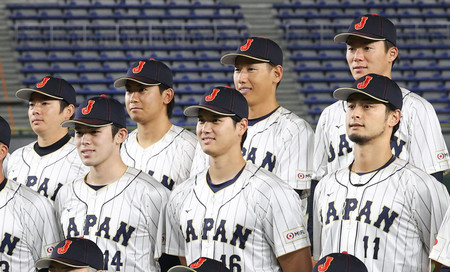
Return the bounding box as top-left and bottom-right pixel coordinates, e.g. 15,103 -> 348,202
436,150 -> 450,161
432,235 -> 446,252
283,226 -> 307,244
296,170 -> 312,181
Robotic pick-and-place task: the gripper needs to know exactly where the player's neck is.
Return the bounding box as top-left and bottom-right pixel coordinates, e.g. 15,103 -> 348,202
136,118 -> 172,148
208,151 -> 246,185
37,128 -> 69,147
352,142 -> 393,173
86,160 -> 128,186
248,100 -> 279,119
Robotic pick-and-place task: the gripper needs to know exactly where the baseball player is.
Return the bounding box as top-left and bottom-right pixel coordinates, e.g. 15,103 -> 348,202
190,37 -> 314,205
36,237 -> 104,272
7,76 -> 88,202
55,95 -> 169,271
114,59 -> 197,191
313,74 -> 450,272
0,115 -> 62,272
430,206 -> 450,271
314,14 -> 450,184
166,86 -> 312,272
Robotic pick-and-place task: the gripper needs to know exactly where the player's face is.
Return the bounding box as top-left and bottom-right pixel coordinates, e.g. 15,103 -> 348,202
346,94 -> 394,145
48,261 -> 93,271
28,93 -> 72,136
74,125 -> 121,167
196,110 -> 245,157
125,81 -> 169,124
233,57 -> 282,108
346,37 -> 398,80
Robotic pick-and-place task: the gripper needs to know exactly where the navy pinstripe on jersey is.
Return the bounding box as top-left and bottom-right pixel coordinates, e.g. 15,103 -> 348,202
313,158 -> 450,272
0,179 -> 62,272
314,87 -> 450,181
121,125 -> 197,190
430,206 -> 450,267
166,163 -> 310,271
7,138 -> 88,201
55,167 -> 169,272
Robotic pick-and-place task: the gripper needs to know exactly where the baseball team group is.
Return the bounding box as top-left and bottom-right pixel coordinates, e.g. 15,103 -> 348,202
0,13 -> 449,272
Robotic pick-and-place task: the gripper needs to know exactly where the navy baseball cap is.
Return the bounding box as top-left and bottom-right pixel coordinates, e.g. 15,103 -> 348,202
0,116 -> 11,147
114,59 -> 173,88
221,37 -> 283,66
61,95 -> 127,128
333,73 -> 402,110
168,257 -> 231,272
35,238 -> 104,270
16,76 -> 76,105
313,253 -> 368,272
184,86 -> 248,119
334,14 -> 396,46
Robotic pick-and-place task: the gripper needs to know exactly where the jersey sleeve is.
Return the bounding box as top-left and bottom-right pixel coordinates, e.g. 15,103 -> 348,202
430,206 -> 450,266
276,119 -> 314,194
411,172 -> 450,252
165,193 -> 186,257
148,186 -> 169,260
312,180 -> 324,260
313,106 -> 331,181
258,181 -> 310,258
405,95 -> 450,174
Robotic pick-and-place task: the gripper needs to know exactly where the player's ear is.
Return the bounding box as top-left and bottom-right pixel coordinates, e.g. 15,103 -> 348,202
114,127 -> 128,145
237,118 -> 248,137
388,46 -> 398,64
64,104 -> 75,120
0,143 -> 8,162
272,65 -> 283,85
388,109 -> 401,128
162,88 -> 174,105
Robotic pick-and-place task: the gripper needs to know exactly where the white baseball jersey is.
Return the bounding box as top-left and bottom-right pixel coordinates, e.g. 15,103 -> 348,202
55,167 -> 169,272
166,163 -> 310,271
0,178 -> 62,272
7,135 -> 88,202
313,158 -> 450,272
314,87 -> 450,181
190,107 -> 314,194
430,206 -> 450,267
121,125 -> 197,190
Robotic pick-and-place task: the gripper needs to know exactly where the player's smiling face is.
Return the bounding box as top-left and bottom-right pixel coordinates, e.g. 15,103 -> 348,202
233,57 -> 280,108
346,36 -> 398,80
74,125 -> 122,167
196,110 -> 243,157
346,93 -> 397,145
28,93 -> 73,136
125,81 -> 167,124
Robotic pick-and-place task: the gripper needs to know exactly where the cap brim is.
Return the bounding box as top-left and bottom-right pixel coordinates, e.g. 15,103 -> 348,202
333,87 -> 389,104
220,53 -> 270,65
61,119 -> 113,128
184,105 -> 236,117
35,258 -> 90,270
16,88 -> 64,102
167,265 -> 196,272
114,77 -> 161,88
334,32 -> 386,43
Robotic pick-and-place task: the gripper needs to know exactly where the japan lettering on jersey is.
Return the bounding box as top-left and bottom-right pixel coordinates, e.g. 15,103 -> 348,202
0,180 -> 62,272
313,88 -> 450,180
55,167 -> 169,272
121,125 -> 197,190
166,163 -> 310,271
313,158 -> 450,272
430,206 -> 450,267
191,107 -> 314,193
7,140 -> 88,201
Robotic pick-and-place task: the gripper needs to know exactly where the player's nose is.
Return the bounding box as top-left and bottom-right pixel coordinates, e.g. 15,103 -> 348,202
352,48 -> 364,61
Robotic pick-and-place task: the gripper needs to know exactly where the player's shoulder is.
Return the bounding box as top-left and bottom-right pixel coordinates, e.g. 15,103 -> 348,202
316,166 -> 349,191
168,125 -> 197,145
244,163 -> 294,192
393,158 -> 442,184
400,87 -> 436,111
6,179 -> 54,212
9,140 -> 36,157
270,106 -> 314,133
